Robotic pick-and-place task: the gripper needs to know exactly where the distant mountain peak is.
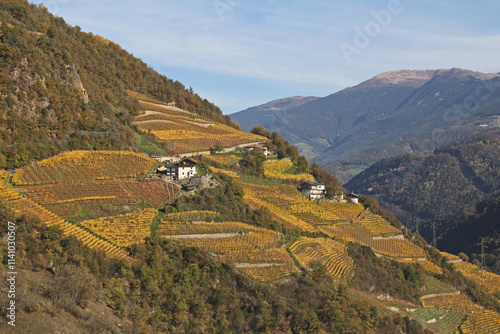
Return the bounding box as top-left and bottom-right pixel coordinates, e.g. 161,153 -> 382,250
343,67 -> 500,92
244,96 -> 319,112
363,69 -> 437,87
232,67 -> 500,183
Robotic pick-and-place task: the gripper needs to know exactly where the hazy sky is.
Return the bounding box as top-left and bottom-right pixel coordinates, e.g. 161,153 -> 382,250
30,0 -> 500,114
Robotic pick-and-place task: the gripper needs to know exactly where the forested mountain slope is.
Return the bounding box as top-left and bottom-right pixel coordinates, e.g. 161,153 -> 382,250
437,195 -> 500,274
0,0 -> 237,167
346,128 -> 500,230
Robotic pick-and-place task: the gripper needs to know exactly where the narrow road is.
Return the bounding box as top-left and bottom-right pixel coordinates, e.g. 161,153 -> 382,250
178,141 -> 262,158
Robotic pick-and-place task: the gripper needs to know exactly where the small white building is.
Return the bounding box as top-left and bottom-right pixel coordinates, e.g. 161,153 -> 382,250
157,158 -> 198,180
347,192 -> 359,203
246,144 -> 269,156
300,182 -> 326,200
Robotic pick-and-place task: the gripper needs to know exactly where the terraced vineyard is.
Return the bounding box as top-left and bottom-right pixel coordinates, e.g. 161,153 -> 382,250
253,198 -> 318,232
319,218 -> 425,259
410,308 -> 465,334
220,247 -> 291,263
80,209 -> 157,247
202,154 -> 241,166
239,263 -> 299,282
127,91 -> 265,153
417,290 -> 500,333
453,261 -> 500,294
0,181 -> 128,259
163,210 -> 220,222
459,310 -> 500,334
3,145 -> 499,331
289,203 -> 341,225
420,293 -> 483,312
289,237 -> 354,281
209,166 -> 240,178
12,150 -> 156,185
125,89 -> 169,105
321,201 -> 364,221
22,179 -> 179,217
241,183 -> 317,232
356,212 -> 401,236
0,170 -> 8,183
422,276 -> 458,295
263,159 -> 315,182
440,251 -> 462,262
161,222 -> 283,250
159,219 -> 297,281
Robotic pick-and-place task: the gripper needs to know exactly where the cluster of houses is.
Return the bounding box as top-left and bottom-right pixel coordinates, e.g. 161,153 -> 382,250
149,143 -> 272,181
149,153 -> 359,203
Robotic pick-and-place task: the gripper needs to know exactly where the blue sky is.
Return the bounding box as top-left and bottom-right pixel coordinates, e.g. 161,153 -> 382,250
30,0 -> 500,114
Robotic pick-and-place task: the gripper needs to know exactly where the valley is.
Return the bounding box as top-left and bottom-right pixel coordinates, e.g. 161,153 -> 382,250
232,69 -> 500,183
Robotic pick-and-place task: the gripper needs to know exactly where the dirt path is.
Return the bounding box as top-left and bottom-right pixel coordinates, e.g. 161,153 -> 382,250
234,263 -> 289,268
140,101 -> 197,116
133,119 -> 176,125
179,141 -> 262,158
140,110 -> 163,116
420,291 -> 461,300
166,233 -> 243,239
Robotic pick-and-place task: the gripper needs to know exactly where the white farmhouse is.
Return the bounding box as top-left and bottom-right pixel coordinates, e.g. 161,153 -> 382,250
300,182 -> 326,200
347,192 -> 359,203
157,158 -> 198,180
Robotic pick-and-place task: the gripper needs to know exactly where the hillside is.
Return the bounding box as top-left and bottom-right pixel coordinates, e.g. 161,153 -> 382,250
232,96 -> 319,133
231,68 -> 500,183
1,1 -> 500,333
437,195 -> 500,274
4,146 -> 500,333
128,91 -> 264,155
345,128 -> 500,232
0,0 -> 240,167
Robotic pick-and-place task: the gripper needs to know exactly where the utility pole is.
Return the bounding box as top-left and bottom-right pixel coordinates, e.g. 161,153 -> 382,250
481,237 -> 486,271
432,221 -> 437,248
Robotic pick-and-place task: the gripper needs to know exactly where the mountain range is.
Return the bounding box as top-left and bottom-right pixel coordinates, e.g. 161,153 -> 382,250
232,69 -> 500,183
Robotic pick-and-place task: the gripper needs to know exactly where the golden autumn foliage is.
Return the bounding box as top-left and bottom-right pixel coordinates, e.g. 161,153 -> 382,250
263,159 -> 315,182
13,150 -> 156,185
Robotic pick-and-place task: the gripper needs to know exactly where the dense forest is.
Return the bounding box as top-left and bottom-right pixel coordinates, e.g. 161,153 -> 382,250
437,195 -> 500,275
346,128 -> 500,230
0,0 -> 239,167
